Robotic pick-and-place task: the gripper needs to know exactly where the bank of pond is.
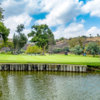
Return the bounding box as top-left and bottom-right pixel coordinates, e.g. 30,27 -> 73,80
0,63 -> 99,72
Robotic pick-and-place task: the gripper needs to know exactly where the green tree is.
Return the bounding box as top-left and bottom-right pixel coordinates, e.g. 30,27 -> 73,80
13,24 -> 27,54
63,47 -> 69,52
0,6 -> 9,43
0,4 -> 4,21
28,24 -> 54,55
18,33 -> 27,50
53,48 -> 63,53
48,33 -> 55,53
70,45 -> 83,55
86,42 -> 99,56
13,33 -> 18,51
16,24 -> 24,34
0,22 -> 10,43
69,37 -> 86,48
26,45 -> 42,54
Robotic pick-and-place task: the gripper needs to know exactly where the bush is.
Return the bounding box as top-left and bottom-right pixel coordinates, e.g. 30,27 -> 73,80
53,48 -> 63,53
70,45 -> 83,55
63,47 -> 69,52
86,42 -> 99,56
53,47 -> 69,54
25,45 -> 42,54
0,51 -> 12,55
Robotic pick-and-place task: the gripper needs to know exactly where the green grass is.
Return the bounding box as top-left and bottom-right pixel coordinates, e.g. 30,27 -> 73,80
0,54 -> 100,66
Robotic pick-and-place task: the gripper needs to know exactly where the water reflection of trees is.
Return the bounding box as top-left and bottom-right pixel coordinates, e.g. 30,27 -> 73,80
0,71 -> 89,100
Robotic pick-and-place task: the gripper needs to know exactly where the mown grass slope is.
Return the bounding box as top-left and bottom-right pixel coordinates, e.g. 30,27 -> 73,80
0,54 -> 100,66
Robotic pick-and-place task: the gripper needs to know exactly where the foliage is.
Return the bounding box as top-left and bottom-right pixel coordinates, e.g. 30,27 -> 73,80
63,47 -> 69,52
70,45 -> 83,55
69,37 -> 86,47
16,24 -> 24,34
26,45 -> 42,54
0,41 -> 13,50
13,33 -> 27,53
0,51 -> 12,55
28,24 -> 55,55
7,41 -> 14,50
86,42 -> 99,56
0,22 -> 10,43
53,47 -> 69,53
0,4 -> 4,21
13,34 -> 18,50
13,24 -> 27,53
56,37 -> 65,42
53,48 -> 63,53
0,5 -> 9,43
18,33 -> 27,50
48,33 -> 56,53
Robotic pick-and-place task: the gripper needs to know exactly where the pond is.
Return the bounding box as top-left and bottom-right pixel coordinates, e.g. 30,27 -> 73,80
0,71 -> 100,100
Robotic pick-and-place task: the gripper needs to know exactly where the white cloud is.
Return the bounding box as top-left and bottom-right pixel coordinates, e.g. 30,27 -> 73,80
0,0 -> 84,38
54,22 -> 85,39
36,0 -> 83,26
1,0 -> 26,17
1,0 -> 44,38
82,0 -> 100,17
1,0 -> 41,17
54,22 -> 100,39
86,26 -> 100,36
4,13 -> 32,38
1,0 -> 100,39
40,0 -> 59,12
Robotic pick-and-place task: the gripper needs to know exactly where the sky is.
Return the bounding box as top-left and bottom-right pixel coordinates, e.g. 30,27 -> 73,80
1,0 -> 100,39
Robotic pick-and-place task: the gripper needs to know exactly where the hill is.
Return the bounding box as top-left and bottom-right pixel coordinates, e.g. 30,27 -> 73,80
54,36 -> 100,49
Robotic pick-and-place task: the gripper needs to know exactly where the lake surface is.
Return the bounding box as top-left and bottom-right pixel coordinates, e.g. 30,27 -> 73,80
0,71 -> 100,100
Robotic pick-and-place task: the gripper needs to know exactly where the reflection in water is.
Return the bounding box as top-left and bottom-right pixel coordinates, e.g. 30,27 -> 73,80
0,72 -> 100,100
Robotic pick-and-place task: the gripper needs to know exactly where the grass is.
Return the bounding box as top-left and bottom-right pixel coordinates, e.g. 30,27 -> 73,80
0,54 -> 100,67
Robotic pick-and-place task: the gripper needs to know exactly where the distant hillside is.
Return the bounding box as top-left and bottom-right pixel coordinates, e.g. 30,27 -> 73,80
53,36 -> 100,49
86,37 -> 100,42
54,39 -> 68,48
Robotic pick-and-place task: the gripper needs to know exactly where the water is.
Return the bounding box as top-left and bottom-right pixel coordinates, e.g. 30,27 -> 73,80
0,71 -> 100,100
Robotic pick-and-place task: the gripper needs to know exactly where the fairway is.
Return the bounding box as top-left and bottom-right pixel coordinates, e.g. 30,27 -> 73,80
0,54 -> 100,66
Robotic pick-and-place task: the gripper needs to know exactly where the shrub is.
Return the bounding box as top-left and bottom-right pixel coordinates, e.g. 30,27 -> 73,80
63,47 -> 69,52
86,42 -> 99,56
0,51 -> 12,55
53,48 -> 63,53
25,45 -> 42,54
70,45 -> 83,55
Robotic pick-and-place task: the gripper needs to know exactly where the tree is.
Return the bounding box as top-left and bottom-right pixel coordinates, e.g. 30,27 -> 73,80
53,48 -> 63,53
86,42 -> 99,56
0,22 -> 10,43
48,33 -> 55,53
97,34 -> 100,37
69,37 -> 86,48
7,41 -> 14,52
13,24 -> 27,54
28,24 -> 54,55
25,45 -> 42,54
70,45 -> 83,55
16,24 -> 24,34
89,34 -> 92,38
63,47 -> 69,52
18,33 -> 27,50
0,6 -> 9,43
13,33 -> 18,51
0,4 -> 4,21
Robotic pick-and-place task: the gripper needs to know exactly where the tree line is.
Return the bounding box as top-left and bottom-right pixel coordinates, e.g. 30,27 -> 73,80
0,5 -> 55,55
0,5 -> 100,56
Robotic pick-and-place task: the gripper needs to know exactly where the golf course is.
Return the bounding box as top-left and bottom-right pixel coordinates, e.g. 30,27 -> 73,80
0,54 -> 100,67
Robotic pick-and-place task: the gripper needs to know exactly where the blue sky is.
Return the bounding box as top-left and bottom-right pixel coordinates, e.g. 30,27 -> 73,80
1,0 -> 100,39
